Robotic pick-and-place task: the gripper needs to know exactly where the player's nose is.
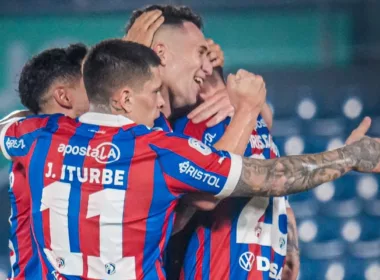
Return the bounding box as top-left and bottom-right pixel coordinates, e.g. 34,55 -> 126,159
157,92 -> 165,109
202,56 -> 213,76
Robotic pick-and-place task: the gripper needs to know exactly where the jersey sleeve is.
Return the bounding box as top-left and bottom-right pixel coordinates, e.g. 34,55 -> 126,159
149,131 -> 242,199
173,116 -> 227,147
0,115 -> 51,161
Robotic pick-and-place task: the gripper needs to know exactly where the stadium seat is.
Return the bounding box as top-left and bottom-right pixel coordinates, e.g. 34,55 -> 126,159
318,175 -> 362,218
298,217 -> 345,259
347,215 -> 380,259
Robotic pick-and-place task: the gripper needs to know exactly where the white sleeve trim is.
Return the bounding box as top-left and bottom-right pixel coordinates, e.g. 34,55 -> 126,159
0,117 -> 23,161
215,153 -> 242,199
285,199 -> 291,208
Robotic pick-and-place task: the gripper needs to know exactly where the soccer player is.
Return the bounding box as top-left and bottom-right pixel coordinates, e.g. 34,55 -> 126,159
174,68 -> 297,280
5,43 -> 89,279
2,40 -> 380,280
124,5 -> 299,279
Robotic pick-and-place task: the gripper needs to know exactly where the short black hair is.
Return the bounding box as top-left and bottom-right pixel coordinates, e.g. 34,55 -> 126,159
18,43 -> 87,114
83,39 -> 161,105
125,5 -> 203,34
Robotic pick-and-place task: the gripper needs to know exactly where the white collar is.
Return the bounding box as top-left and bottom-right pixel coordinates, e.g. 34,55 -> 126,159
79,112 -> 135,127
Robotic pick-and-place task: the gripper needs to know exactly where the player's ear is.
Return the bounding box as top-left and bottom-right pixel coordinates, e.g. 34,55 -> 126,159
52,86 -> 73,109
152,43 -> 167,66
118,87 -> 133,114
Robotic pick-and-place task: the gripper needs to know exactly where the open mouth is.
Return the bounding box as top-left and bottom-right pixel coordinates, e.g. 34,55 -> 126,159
194,76 -> 204,87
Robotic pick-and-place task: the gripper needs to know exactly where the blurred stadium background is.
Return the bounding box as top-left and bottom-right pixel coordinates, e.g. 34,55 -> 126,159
0,0 -> 379,279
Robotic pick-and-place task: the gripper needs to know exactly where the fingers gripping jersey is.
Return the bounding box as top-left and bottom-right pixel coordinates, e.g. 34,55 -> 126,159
8,162 -> 42,280
174,115 -> 288,280
0,113 -> 242,280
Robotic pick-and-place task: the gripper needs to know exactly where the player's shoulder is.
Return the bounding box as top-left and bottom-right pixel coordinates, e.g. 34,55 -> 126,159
153,113 -> 172,132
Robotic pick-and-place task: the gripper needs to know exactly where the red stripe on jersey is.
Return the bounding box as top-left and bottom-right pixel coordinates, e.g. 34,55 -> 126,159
247,244 -> 263,280
11,164 -> 33,279
209,201 -> 231,279
122,136 -> 156,279
5,117 -> 50,138
183,119 -> 208,141
163,174 -> 199,196
194,227 -> 205,280
79,127 -> 118,278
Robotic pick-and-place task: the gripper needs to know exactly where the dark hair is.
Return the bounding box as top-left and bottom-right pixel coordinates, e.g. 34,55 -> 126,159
83,39 -> 161,105
18,43 -> 87,114
125,5 -> 203,34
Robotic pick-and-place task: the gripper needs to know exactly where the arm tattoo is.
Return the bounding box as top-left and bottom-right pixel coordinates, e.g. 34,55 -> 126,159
232,137 -> 380,197
286,211 -> 299,256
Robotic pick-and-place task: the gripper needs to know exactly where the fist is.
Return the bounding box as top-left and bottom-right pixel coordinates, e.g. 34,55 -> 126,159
206,39 -> 224,68
226,69 -> 266,112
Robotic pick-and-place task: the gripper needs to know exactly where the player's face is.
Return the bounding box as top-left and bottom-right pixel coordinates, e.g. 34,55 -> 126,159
70,77 -> 89,117
130,67 -> 165,127
163,22 -> 213,109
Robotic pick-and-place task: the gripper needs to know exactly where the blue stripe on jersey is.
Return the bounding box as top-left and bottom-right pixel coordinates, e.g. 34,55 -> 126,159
104,127 -> 133,190
153,113 -> 172,133
142,160 -> 177,279
182,232 -> 199,279
24,227 -> 42,279
149,145 -> 228,196
29,116 -> 58,276
230,199 -> 250,280
8,163 -> 20,278
64,124 -> 98,258
271,252 -> 285,279
261,246 -> 271,279
201,227 -> 211,280
171,116 -> 189,134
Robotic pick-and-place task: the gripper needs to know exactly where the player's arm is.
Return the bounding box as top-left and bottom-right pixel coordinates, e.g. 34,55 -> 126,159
231,135 -> 380,197
282,205 -> 300,280
0,110 -> 32,155
260,102 -> 273,130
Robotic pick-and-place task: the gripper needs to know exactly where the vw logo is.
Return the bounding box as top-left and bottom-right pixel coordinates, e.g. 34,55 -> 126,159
105,263 -> 116,275
239,252 -> 255,272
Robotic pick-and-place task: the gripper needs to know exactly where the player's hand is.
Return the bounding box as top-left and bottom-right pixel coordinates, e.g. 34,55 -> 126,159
206,39 -> 224,68
345,118 -> 380,173
227,69 -> 266,114
188,88 -> 234,127
123,10 -> 164,47
345,116 -> 372,145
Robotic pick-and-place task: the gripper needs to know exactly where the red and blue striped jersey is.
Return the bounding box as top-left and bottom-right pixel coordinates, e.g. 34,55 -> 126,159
0,112 -> 242,280
7,162 -> 42,280
173,115 -> 288,280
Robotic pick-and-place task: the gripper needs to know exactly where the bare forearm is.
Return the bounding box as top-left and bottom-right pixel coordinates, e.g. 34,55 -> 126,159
0,110 -> 31,125
283,207 -> 300,280
232,137 -> 380,197
260,102 -> 273,130
213,108 -> 258,155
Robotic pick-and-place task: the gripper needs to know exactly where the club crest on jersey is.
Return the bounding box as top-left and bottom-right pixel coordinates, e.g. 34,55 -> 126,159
255,225 -> 262,238
188,138 -> 212,155
56,257 -> 65,269
239,252 -> 255,271
57,142 -> 120,164
105,263 -> 116,275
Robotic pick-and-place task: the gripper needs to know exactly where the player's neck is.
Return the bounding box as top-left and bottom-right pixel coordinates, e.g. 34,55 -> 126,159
88,103 -> 112,114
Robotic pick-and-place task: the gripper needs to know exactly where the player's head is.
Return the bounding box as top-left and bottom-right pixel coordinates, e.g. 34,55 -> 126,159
18,43 -> 89,118
83,39 -> 164,127
199,66 -> 226,100
126,5 -> 213,110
